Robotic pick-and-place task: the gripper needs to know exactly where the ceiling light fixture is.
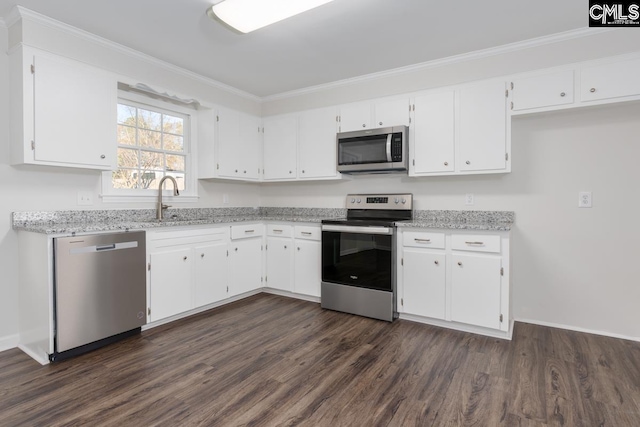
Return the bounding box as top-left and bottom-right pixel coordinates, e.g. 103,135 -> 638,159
207,0 -> 335,34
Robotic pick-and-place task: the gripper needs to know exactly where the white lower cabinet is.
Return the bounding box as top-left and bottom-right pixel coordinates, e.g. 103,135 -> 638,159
229,224 -> 264,296
266,235 -> 294,291
147,227 -> 230,323
399,228 -> 511,338
293,228 -> 321,297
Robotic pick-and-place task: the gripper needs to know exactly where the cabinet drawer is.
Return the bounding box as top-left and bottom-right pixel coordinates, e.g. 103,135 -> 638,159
231,223 -> 264,240
267,224 -> 293,237
294,225 -> 321,241
403,231 -> 445,249
451,234 -> 500,253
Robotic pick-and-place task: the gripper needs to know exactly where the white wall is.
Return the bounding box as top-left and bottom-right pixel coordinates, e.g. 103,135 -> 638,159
261,103 -> 640,339
0,16 -> 261,349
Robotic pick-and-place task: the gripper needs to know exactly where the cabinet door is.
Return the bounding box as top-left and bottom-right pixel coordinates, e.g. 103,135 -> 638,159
511,71 -> 574,111
298,107 -> 338,179
194,242 -> 228,307
149,248 -> 193,322
581,57 -> 640,102
197,108 -> 217,179
33,53 -> 116,169
266,237 -> 293,291
411,91 -> 455,174
374,98 -> 410,127
263,114 -> 297,180
294,240 -> 321,297
339,102 -> 372,132
451,254 -> 502,330
216,107 -> 241,178
402,248 -> 446,319
240,113 -> 262,180
230,237 -> 263,296
458,80 -> 507,172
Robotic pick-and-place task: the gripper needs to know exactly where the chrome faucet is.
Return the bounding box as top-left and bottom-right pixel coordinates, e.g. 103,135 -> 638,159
156,176 -> 179,220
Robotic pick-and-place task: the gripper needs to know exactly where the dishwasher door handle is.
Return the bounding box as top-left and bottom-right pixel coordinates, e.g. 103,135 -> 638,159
69,241 -> 139,254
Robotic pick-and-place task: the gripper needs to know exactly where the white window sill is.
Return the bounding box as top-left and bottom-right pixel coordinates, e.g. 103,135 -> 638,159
100,194 -> 200,204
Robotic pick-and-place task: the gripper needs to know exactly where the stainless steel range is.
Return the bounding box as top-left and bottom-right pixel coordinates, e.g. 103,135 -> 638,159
321,193 -> 413,321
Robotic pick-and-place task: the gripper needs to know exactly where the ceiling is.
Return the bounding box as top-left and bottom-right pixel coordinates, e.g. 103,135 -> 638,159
0,0 -> 587,98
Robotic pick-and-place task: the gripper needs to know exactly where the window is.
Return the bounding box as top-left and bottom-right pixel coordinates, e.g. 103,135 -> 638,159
102,93 -> 198,202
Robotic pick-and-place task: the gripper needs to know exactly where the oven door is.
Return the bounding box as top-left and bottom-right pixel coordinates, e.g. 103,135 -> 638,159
321,224 -> 394,292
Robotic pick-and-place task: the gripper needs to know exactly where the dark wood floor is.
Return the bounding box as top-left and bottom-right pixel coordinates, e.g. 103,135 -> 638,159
1,294 -> 639,426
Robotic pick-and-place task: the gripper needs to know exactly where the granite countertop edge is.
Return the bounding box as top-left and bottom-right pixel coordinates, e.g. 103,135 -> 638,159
396,220 -> 512,232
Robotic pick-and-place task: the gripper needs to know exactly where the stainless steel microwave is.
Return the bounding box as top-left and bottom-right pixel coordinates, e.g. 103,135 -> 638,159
336,125 -> 409,174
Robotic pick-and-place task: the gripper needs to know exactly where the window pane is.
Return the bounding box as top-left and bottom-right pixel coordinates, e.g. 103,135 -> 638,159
139,129 -> 162,149
138,109 -> 161,131
138,170 -> 161,189
166,172 -> 186,191
117,104 -> 136,125
163,115 -> 183,135
117,148 -> 139,168
117,125 -> 136,146
166,154 -> 185,172
112,169 -> 138,189
163,134 -> 184,152
140,150 -> 164,170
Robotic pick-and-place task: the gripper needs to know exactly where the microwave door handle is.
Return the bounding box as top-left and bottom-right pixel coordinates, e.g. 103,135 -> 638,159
386,134 -> 392,162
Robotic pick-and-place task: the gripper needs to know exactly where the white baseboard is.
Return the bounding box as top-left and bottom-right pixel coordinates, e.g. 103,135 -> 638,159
17,344 -> 49,365
515,318 -> 640,342
399,313 -> 513,340
0,334 -> 19,353
262,288 -> 321,303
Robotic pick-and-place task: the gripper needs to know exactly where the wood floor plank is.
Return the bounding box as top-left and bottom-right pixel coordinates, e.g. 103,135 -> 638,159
1,294 -> 639,426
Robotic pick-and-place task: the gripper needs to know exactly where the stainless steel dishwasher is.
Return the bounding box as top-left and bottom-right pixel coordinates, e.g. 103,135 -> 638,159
52,231 -> 146,361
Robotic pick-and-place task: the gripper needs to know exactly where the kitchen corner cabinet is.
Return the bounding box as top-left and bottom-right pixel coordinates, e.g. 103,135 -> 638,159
229,224 -> 264,296
338,97 -> 410,132
10,47 -> 117,170
398,228 -> 511,339
147,227 -> 229,322
203,107 -> 262,181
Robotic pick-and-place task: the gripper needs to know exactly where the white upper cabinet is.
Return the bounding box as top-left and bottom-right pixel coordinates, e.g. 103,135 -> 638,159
410,90 -> 455,175
458,80 -> 509,173
510,70 -> 574,112
338,97 -> 410,132
580,57 -> 640,103
10,47 -> 117,170
263,114 -> 298,180
204,107 -> 262,181
373,98 -> 411,128
298,107 -> 339,180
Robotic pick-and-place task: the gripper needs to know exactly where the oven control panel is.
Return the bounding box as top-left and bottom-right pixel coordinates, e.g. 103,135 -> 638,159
346,193 -> 413,210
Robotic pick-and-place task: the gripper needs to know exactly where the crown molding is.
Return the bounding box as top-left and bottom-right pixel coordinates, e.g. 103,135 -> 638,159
262,27 -> 614,102
9,6 -> 261,102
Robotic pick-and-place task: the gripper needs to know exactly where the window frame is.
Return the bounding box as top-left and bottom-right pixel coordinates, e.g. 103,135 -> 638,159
101,91 -> 199,203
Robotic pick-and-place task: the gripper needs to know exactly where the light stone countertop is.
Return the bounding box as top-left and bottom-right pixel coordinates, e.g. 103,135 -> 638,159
12,207 -> 514,235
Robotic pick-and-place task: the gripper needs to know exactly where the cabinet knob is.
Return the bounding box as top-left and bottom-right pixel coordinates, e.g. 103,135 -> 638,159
590,88 -> 596,93
289,171 -> 292,174
362,124 -> 366,128
379,121 -> 383,126
297,247 -> 301,251
560,92 -> 566,97
284,245 -> 287,249
100,154 -> 106,159
201,253 -> 205,258
444,161 -> 448,166
434,260 -> 439,265
183,256 -> 188,261
235,248 -> 238,252
457,262 -> 462,266
235,169 -> 238,173
465,160 -> 470,165
244,170 -> 247,174
302,170 -> 305,173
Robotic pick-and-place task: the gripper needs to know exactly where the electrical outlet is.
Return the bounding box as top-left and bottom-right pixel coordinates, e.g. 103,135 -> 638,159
223,194 -> 229,204
77,191 -> 94,206
465,194 -> 474,206
578,191 -> 592,208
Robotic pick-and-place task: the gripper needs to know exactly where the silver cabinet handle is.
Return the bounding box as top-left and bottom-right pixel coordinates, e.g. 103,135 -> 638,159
414,238 -> 431,243
560,92 -> 566,97
444,161 -> 448,166
466,160 -> 470,165
302,170 -> 305,173
201,253 -> 205,258
362,124 -> 366,128
289,171 -> 292,174
297,247 -> 300,251
458,262 -> 462,266
273,229 -> 283,233
100,154 -> 106,159
590,88 -> 596,93
379,121 -> 383,125
434,260 -> 439,265
301,231 -> 312,235
284,245 -> 287,249
245,229 -> 255,233
183,256 -> 188,261
465,241 -> 484,245
235,169 -> 238,173
235,248 -> 238,252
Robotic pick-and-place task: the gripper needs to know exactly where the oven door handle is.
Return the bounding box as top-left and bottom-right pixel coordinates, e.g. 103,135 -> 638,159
322,224 -> 393,235
385,133 -> 392,162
